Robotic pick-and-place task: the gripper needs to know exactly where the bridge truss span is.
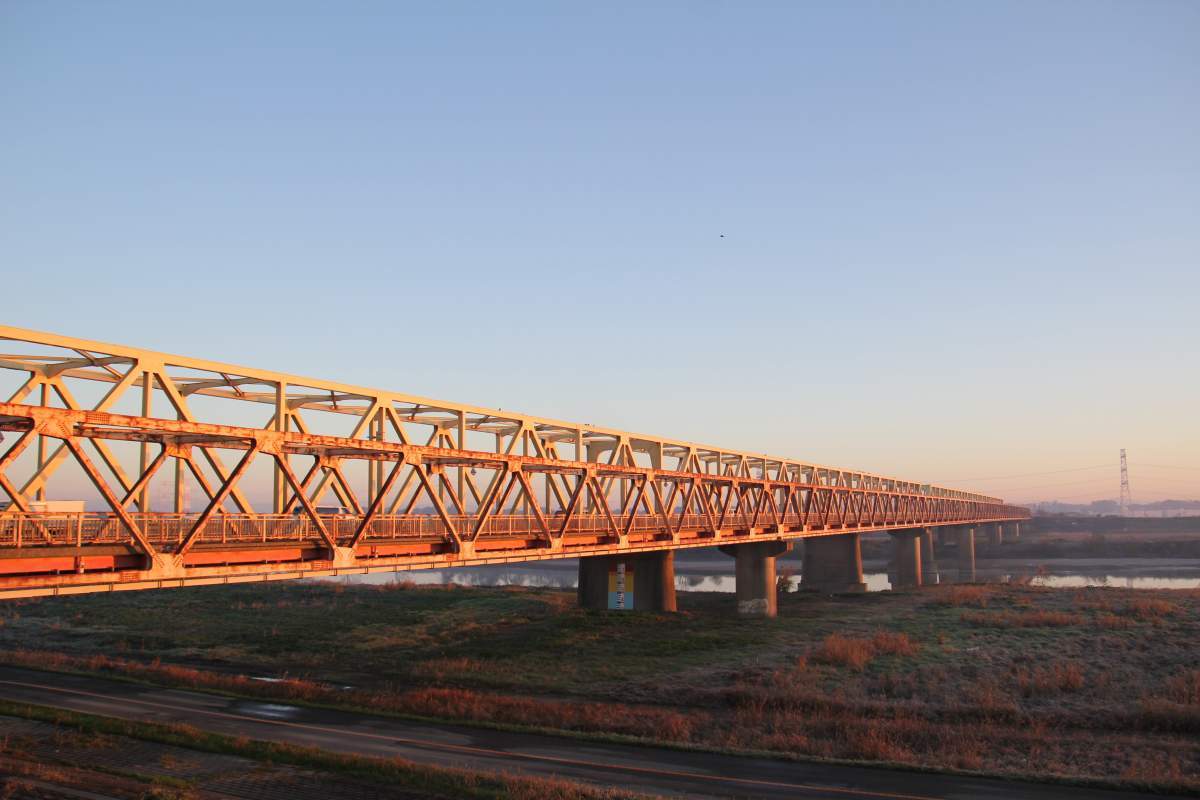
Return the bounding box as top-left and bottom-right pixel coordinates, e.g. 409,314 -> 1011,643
0,326 -> 1028,599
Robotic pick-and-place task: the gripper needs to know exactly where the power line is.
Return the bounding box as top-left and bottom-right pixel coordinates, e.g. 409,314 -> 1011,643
1131,463 -> 1200,472
1019,486 -> 1200,502
983,476 -> 1117,493
976,473 -> 1196,495
933,464 -> 1109,483
1023,489 -> 1117,501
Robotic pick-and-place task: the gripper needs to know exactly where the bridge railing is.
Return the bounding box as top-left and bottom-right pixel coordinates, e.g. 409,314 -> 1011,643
0,509 -> 1023,552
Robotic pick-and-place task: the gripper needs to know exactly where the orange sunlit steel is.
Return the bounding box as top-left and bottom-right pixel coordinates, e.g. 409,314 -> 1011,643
0,326 -> 1028,598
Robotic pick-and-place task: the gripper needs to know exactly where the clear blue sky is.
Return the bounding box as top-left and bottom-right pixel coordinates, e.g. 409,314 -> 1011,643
2,2 -> 1198,504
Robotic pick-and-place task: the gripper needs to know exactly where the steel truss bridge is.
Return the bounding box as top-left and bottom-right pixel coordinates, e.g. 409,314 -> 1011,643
0,326 -> 1028,599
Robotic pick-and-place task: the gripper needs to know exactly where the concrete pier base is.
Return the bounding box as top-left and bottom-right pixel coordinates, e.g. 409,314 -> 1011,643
889,529 -> 922,589
800,533 -> 867,594
717,541 -> 791,617
957,526 -> 976,582
577,551 -> 676,611
919,528 -> 940,585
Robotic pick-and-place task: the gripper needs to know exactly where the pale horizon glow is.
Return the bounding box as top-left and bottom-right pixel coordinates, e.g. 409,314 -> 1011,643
2,3 -> 1198,507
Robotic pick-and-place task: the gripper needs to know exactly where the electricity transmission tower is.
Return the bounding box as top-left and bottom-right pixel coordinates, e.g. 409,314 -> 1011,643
1119,449 -> 1132,516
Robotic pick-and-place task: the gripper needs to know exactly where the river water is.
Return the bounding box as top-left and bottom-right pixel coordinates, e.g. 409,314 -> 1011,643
337,556 -> 1200,592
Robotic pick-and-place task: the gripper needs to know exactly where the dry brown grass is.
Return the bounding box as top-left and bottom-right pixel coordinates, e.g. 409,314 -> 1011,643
960,609 -> 1083,628
1118,751 -> 1189,787
721,704 -> 997,770
501,774 -> 652,800
870,630 -> 919,656
1013,662 -> 1086,697
420,656 -> 486,677
812,633 -> 876,670
1134,698 -> 1200,733
0,649 -> 703,744
963,679 -> 1019,716
1073,593 -> 1113,612
928,585 -> 993,607
1121,599 -> 1179,619
810,631 -> 919,672
6,582 -> 1200,794
400,687 -> 703,742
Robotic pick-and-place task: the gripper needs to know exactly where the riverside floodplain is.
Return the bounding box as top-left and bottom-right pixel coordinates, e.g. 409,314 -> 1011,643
0,579 -> 1197,793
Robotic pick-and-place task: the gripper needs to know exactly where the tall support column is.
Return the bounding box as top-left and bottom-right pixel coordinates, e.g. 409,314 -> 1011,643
936,526 -> 952,548
986,523 -> 1003,547
957,526 -> 976,582
889,529 -> 922,589
635,551 -> 676,612
577,555 -> 610,610
718,541 -> 791,617
800,533 -> 867,594
919,527 -> 940,585
1010,521 -> 1021,541
577,552 -> 676,612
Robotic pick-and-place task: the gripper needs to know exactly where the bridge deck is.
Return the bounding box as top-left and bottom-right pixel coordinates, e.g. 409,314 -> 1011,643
0,508 -> 1020,599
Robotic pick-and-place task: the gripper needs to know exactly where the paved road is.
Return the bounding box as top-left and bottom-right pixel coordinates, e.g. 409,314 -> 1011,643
0,665 -> 1175,800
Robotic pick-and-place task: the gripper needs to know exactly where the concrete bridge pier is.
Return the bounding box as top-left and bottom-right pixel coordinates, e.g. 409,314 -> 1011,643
985,523 -> 1003,547
919,528 -> 940,585
935,526 -> 954,548
577,552 -> 676,612
717,541 -> 791,617
1007,521 -> 1021,541
956,526 -> 976,582
888,529 -> 923,589
800,533 -> 867,594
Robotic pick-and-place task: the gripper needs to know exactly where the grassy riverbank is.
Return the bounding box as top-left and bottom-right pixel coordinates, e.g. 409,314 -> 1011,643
0,700 -> 650,800
1,581 -> 1198,792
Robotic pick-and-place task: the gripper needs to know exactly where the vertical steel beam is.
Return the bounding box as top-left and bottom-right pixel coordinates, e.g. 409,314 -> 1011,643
273,382 -> 287,513
138,371 -> 152,512
35,383 -> 47,502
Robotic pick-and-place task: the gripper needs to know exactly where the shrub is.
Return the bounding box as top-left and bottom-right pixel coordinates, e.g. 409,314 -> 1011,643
810,630 -> 917,671
811,634 -> 875,671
